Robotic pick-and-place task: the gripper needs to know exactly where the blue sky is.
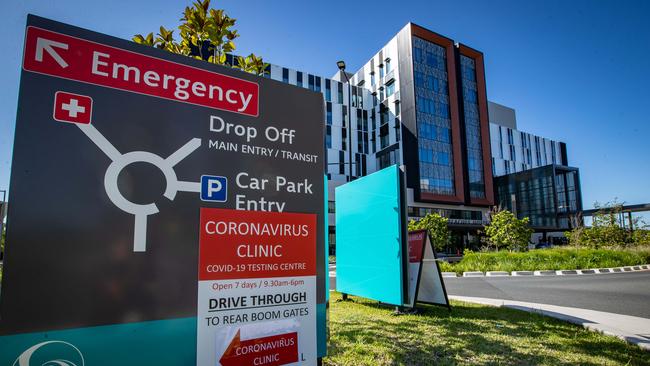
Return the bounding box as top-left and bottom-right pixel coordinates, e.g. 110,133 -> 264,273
1,0 -> 649,215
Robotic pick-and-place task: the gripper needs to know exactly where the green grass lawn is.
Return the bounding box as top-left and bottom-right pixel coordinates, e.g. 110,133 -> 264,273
324,292 -> 649,366
439,247 -> 650,275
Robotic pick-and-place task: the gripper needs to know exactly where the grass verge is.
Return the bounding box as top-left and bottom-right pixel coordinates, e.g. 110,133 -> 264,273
325,292 -> 649,365
439,247 -> 650,275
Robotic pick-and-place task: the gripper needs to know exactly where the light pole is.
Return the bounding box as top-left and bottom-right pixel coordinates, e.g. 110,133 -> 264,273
337,61 -> 354,181
335,62 -> 354,302
0,189 -> 6,259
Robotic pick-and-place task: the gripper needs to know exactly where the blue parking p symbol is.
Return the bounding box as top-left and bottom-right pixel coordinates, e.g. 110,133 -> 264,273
201,175 -> 227,202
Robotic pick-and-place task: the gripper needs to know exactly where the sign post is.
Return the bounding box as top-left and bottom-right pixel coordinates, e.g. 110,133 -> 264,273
0,15 -> 325,365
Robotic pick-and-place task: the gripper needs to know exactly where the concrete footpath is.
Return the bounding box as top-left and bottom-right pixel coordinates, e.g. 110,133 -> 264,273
450,295 -> 650,351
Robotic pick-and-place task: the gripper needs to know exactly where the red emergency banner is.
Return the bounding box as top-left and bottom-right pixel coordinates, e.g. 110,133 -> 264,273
23,26 -> 259,116
199,208 -> 317,280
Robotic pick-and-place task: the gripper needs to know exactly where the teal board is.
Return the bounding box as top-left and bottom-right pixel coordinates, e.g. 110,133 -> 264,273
335,165 -> 405,305
0,317 -> 196,365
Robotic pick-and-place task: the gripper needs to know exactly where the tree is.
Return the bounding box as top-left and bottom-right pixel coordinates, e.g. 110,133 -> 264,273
484,209 -> 533,252
133,0 -> 268,75
408,213 -> 449,252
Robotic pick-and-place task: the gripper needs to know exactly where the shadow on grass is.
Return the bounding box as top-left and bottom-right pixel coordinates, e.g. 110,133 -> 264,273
324,293 -> 649,366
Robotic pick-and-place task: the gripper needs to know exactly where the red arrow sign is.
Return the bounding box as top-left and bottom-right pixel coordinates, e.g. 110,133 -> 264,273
22,26 -> 259,116
220,330 -> 298,366
35,37 -> 69,68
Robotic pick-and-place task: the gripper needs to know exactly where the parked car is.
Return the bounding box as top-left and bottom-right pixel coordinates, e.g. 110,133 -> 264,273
535,242 -> 552,249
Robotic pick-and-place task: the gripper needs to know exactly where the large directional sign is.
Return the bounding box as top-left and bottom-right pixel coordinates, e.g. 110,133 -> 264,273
0,15 -> 325,366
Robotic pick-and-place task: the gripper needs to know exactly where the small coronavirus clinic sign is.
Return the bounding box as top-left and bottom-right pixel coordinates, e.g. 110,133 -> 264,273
198,209 -> 317,365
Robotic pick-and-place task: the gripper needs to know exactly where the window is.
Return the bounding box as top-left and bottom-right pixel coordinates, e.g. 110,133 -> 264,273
357,131 -> 363,153
297,72 -> 303,87
356,88 -> 363,108
395,119 -> 400,142
325,79 -> 331,101
379,103 -> 388,125
315,76 -> 321,92
308,74 -> 314,91
379,65 -> 384,79
356,109 -> 362,130
379,87 -> 384,101
337,82 -> 343,103
413,36 -> 456,196
342,105 -> 348,128
551,144 -> 557,164
385,58 -> 391,73
326,126 -> 332,148
362,110 -> 368,131
364,129 -> 369,153
282,68 -> 289,83
326,102 -> 332,125
437,152 -> 450,165
386,81 -> 395,97
370,72 -> 375,87
395,100 -> 400,115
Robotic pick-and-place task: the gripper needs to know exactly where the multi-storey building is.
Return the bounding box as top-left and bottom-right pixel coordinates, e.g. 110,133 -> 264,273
267,23 -> 581,250
487,102 -> 582,240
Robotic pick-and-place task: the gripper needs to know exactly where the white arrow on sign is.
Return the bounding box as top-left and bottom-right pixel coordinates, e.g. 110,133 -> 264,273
35,37 -> 69,68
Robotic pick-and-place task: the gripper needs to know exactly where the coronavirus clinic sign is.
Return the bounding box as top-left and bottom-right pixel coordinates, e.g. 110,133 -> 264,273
0,15 -> 326,366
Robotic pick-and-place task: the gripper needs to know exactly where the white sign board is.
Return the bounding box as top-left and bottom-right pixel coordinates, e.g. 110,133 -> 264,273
196,208 -> 317,366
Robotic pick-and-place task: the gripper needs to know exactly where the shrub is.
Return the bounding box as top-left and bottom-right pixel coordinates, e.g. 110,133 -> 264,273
633,229 -> 650,246
444,248 -> 649,275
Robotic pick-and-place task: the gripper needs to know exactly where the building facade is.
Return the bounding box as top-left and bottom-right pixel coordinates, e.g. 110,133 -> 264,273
494,165 -> 582,241
266,23 -> 581,251
489,101 -> 568,177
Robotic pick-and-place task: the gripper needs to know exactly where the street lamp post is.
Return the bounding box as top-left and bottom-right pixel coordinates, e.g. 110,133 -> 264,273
0,189 -> 6,259
337,61 -> 354,181
335,63 -> 354,302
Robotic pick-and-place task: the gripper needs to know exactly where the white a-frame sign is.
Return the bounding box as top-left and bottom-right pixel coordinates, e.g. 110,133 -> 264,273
404,230 -> 450,309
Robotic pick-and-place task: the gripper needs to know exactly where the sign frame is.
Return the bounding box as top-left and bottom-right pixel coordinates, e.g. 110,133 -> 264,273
405,229 -> 451,310
0,14 -> 327,365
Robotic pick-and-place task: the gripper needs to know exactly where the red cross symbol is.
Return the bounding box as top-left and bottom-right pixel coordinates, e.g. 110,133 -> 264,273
53,91 -> 93,124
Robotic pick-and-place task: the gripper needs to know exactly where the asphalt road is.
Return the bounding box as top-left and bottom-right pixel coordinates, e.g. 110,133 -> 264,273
444,271 -> 650,318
